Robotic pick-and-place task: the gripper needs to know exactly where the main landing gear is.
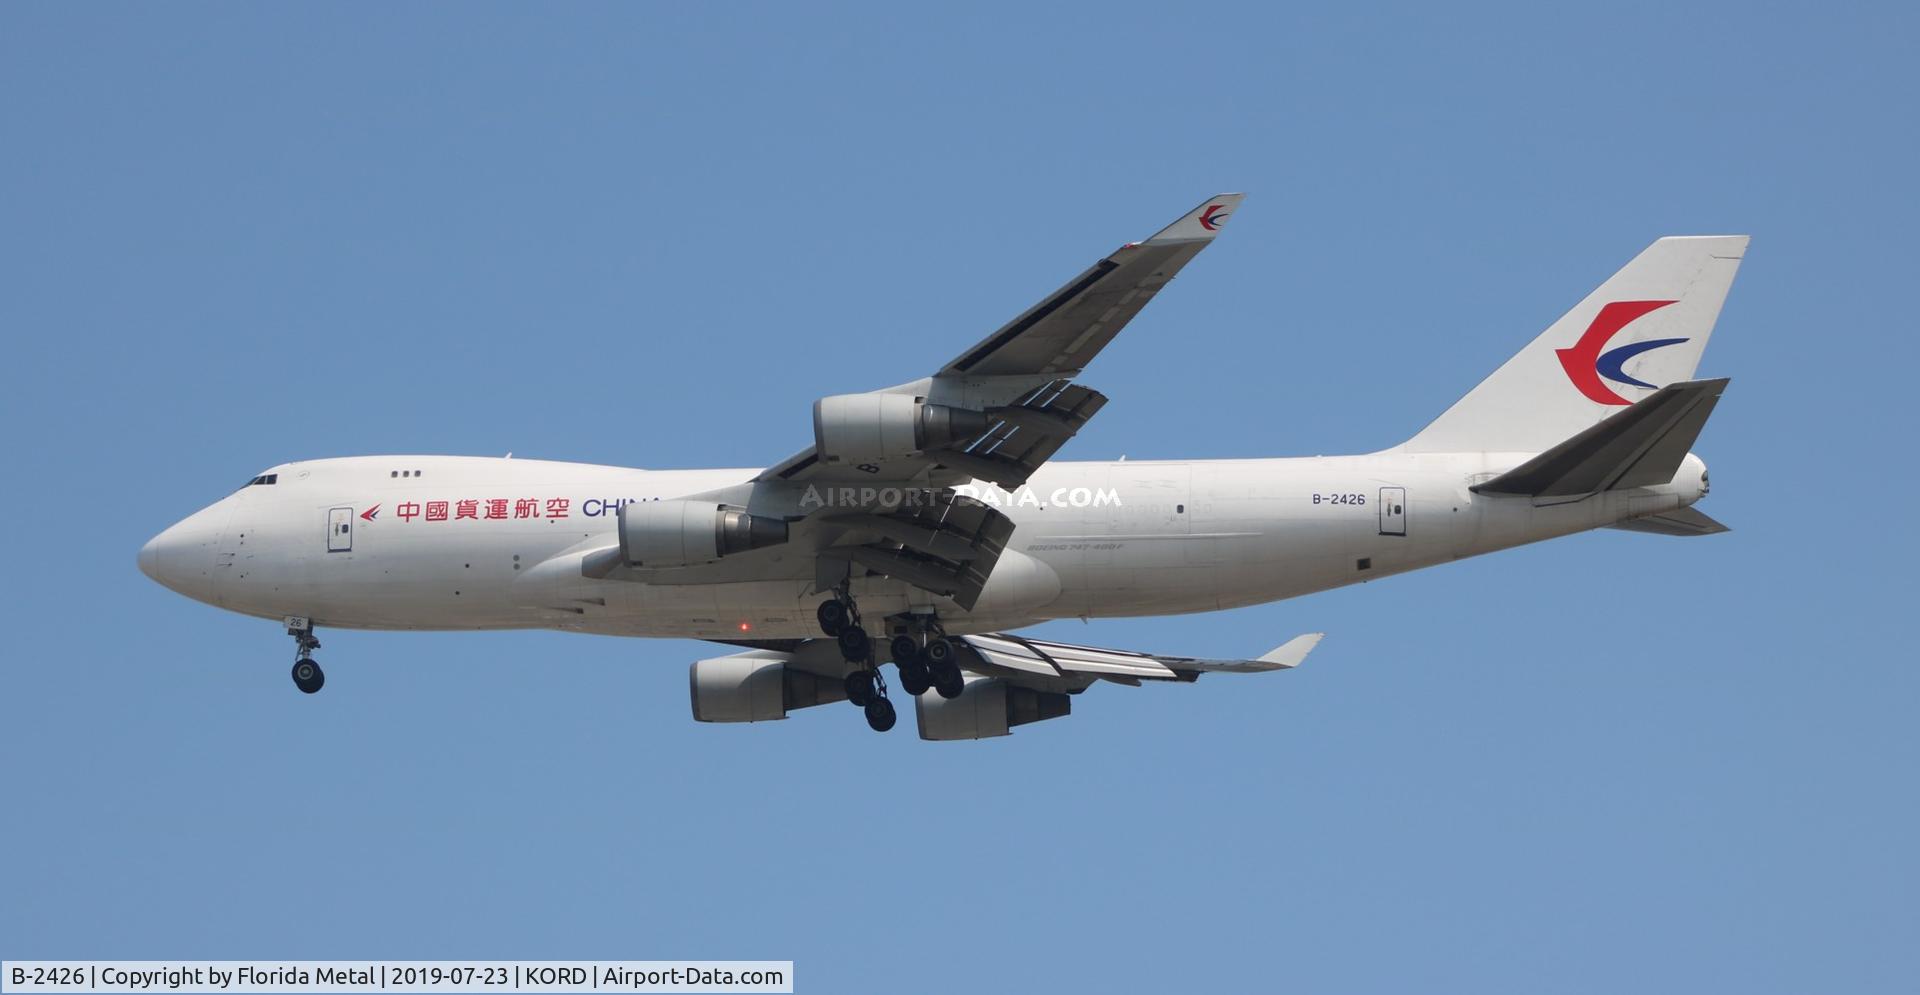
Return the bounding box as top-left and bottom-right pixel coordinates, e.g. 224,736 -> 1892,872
287,617 -> 324,694
894,625 -> 965,700
817,592 -> 894,732
817,593 -> 968,733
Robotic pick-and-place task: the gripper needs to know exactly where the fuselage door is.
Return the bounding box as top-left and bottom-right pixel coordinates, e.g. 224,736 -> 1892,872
1378,487 -> 1406,537
327,506 -> 354,552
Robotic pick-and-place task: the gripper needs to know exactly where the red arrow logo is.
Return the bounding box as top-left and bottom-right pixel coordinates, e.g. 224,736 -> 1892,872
360,504 -> 380,521
1555,300 -> 1678,405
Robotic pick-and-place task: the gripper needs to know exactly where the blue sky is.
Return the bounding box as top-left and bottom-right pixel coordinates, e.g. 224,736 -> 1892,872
2,4 -> 1914,992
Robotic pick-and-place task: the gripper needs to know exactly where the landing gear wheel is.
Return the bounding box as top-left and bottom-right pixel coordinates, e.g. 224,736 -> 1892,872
924,637 -> 956,668
291,660 -> 325,694
286,618 -> 324,694
864,696 -> 897,733
897,655 -> 932,696
844,669 -> 877,707
837,626 -> 871,662
826,587 -> 894,729
890,634 -> 920,664
932,660 -> 964,700
816,600 -> 849,637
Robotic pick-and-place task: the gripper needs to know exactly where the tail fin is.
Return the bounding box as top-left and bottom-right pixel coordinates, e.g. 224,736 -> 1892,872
1398,236 -> 1747,453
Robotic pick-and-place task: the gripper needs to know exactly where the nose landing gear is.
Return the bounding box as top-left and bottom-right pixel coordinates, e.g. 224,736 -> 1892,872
291,659 -> 324,694
286,616 -> 325,694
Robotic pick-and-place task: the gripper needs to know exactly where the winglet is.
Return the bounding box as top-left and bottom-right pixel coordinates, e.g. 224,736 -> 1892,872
1142,193 -> 1245,244
1255,632 -> 1324,670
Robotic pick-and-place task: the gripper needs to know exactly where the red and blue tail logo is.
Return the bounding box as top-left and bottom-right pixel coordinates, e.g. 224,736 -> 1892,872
1556,300 -> 1686,405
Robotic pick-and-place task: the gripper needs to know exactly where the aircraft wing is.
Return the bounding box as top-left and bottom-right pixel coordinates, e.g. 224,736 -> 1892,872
700,629 -> 1318,739
759,194 -> 1242,490
939,192 -> 1245,377
955,631 -> 1323,684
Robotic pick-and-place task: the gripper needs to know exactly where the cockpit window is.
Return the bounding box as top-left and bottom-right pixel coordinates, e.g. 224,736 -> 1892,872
244,474 -> 278,486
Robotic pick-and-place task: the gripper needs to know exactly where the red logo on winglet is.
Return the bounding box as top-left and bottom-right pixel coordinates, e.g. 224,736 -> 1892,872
1198,204 -> 1230,231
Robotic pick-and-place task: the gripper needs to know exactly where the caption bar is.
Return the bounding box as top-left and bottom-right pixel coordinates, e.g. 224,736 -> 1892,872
2,962 -> 792,994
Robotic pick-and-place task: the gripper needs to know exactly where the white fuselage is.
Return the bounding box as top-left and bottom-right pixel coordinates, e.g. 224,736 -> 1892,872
140,451 -> 1709,640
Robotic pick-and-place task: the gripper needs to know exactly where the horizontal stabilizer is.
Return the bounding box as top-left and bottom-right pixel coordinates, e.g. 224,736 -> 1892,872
1609,506 -> 1730,536
1472,378 -> 1728,499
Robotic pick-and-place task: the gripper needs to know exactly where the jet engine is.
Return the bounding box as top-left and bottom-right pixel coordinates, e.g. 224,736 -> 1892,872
812,393 -> 988,465
618,500 -> 788,568
689,651 -> 846,722
914,677 -> 1071,741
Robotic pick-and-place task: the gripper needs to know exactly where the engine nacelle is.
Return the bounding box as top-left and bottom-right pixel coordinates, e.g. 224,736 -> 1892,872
689,652 -> 846,723
619,500 -> 788,568
813,393 -> 988,466
915,677 -> 1071,741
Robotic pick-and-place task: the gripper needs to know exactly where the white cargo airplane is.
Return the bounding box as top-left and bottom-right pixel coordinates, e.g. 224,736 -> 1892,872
139,195 -> 1743,739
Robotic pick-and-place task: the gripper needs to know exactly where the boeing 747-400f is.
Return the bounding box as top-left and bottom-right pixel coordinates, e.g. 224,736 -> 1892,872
139,195 -> 1742,739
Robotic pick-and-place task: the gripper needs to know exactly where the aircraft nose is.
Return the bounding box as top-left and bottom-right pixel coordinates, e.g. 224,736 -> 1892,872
137,506 -> 230,604
138,532 -> 162,581
139,521 -> 193,590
